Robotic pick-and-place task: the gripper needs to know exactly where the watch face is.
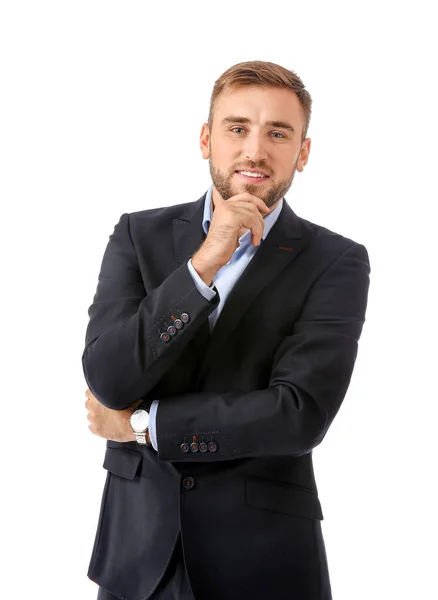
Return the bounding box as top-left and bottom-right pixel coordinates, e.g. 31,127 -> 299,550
130,409 -> 149,432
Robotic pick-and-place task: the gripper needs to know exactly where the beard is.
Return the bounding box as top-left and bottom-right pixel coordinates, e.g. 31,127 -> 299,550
208,152 -> 298,209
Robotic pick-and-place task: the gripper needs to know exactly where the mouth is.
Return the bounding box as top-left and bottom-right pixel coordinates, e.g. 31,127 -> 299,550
235,170 -> 270,183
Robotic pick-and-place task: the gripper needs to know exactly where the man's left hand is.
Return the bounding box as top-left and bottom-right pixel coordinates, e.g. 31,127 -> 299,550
85,389 -> 142,442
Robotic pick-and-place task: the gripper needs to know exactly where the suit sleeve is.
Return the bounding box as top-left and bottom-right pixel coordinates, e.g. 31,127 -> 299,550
82,213 -> 219,410
155,242 -> 371,461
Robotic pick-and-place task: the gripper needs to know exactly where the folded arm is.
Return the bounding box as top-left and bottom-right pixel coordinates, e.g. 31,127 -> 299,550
82,213 -> 219,410
155,242 -> 370,461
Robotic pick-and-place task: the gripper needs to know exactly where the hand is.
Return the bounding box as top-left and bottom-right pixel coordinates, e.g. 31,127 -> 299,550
85,389 -> 142,443
192,192 -> 270,285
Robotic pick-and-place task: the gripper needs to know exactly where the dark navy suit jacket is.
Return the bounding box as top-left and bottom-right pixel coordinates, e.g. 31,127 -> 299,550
82,192 -> 370,600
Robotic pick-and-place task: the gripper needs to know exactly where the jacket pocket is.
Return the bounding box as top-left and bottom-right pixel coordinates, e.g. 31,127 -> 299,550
245,477 -> 323,520
103,447 -> 142,480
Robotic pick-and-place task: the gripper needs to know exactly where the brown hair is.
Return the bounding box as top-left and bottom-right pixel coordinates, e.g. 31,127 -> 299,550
208,60 -> 312,141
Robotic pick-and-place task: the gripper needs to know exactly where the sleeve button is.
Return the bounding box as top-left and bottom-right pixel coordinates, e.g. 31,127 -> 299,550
160,332 -> 171,343
167,325 -> 177,337
208,441 -> 218,453
181,312 -> 190,324
180,443 -> 189,453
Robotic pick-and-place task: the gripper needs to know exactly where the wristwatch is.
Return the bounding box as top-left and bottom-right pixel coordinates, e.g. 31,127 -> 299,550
129,404 -> 150,446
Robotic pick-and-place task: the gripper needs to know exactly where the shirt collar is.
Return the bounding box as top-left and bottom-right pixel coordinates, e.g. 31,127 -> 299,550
202,184 -> 283,242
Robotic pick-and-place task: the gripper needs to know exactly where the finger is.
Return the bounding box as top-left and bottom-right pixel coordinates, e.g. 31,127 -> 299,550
212,213 -> 264,246
85,396 -> 96,410
226,200 -> 270,218
228,212 -> 264,245
221,203 -> 266,228
210,208 -> 262,239
230,193 -> 271,214
229,208 -> 265,242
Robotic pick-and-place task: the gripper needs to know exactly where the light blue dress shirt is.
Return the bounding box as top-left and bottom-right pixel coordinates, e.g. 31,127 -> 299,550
148,186 -> 284,450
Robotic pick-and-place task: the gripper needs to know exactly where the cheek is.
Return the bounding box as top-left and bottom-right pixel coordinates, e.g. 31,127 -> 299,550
213,153 -> 235,173
214,137 -> 241,161
276,153 -> 298,176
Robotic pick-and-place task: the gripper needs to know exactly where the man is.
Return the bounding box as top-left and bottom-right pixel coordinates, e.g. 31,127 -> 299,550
83,60 -> 370,600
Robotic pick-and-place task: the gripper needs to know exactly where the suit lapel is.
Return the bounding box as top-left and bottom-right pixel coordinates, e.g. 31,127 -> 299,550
196,200 -> 305,381
172,193 -> 207,267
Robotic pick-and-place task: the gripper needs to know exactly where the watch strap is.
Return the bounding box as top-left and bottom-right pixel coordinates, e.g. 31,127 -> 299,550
134,431 -> 149,446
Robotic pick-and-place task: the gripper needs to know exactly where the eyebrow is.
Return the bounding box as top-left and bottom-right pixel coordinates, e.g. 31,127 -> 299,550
221,116 -> 295,132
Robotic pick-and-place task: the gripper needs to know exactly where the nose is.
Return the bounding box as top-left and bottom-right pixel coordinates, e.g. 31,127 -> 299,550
242,132 -> 268,163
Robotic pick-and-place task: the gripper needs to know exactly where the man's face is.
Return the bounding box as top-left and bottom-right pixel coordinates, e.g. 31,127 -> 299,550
200,85 -> 311,209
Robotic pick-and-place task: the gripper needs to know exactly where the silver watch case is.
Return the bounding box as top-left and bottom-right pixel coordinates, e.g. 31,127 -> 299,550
130,408 -> 149,433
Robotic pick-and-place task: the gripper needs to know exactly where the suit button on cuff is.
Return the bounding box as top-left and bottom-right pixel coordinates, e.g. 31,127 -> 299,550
181,312 -> 190,324
173,319 -> 183,330
199,442 -> 208,453
208,441 -> 218,453
190,442 -> 199,453
160,332 -> 171,343
180,443 -> 189,453
167,325 -> 177,337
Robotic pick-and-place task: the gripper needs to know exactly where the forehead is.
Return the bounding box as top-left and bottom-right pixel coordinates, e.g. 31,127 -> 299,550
214,84 -> 304,126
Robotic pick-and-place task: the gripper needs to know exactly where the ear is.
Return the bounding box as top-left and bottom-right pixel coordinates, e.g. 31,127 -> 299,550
200,123 -> 210,159
296,138 -> 311,172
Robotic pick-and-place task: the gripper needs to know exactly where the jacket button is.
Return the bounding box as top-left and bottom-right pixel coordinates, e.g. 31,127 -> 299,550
208,441 -> 218,453
199,442 -> 208,453
167,325 -> 177,337
190,442 -> 199,453
160,332 -> 171,343
180,443 -> 189,453
181,312 -> 190,324
174,319 -> 183,330
182,476 -> 195,490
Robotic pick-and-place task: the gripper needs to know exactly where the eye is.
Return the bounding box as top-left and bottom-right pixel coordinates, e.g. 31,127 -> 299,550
231,127 -> 245,134
271,131 -> 286,139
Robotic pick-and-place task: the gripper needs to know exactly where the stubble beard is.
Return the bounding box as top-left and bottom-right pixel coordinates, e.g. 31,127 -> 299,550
209,153 -> 298,209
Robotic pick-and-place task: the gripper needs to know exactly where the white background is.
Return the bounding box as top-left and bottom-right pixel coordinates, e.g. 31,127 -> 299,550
1,1 -> 437,598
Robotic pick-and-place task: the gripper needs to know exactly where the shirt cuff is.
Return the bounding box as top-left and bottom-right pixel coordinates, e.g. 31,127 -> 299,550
148,400 -> 159,451
187,259 -> 217,301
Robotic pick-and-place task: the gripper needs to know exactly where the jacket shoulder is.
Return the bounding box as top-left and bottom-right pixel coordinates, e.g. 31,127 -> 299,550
298,213 -> 367,253
121,195 -> 205,241
128,196 -> 204,223
292,212 -> 370,272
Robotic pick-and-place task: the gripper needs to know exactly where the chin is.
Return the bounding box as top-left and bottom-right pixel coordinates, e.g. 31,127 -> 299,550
243,183 -> 271,198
